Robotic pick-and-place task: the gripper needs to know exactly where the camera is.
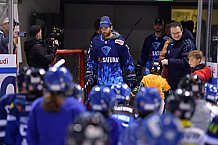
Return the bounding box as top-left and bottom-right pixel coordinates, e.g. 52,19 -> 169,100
18,32 -> 27,37
43,27 -> 62,49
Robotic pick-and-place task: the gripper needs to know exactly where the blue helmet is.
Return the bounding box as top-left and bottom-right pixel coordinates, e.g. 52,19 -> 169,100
140,113 -> 183,145
44,67 -> 73,92
89,85 -> 116,112
72,83 -> 83,102
23,67 -> 46,93
204,83 -> 218,104
111,83 -> 131,105
134,87 -> 161,112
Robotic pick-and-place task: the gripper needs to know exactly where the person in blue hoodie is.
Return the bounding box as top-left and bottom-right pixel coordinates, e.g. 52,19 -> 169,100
161,21 -> 196,91
86,16 -> 136,88
27,66 -> 86,145
88,85 -> 123,145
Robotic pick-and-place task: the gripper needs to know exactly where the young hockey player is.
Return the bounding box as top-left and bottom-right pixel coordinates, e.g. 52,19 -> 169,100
0,67 -> 28,144
27,66 -> 86,145
111,83 -> 138,128
139,113 -> 183,145
4,67 -> 46,145
118,87 -> 162,145
85,16 -> 136,88
67,112 -> 110,145
131,61 -> 171,113
178,74 -> 211,131
88,85 -> 123,145
204,83 -> 218,120
166,89 -> 205,145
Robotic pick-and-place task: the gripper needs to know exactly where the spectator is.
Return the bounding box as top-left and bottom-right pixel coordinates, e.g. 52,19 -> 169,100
161,21 -> 196,91
24,25 -> 57,70
188,50 -> 211,82
0,17 -> 19,54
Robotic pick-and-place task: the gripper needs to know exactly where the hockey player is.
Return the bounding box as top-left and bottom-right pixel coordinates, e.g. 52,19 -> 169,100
204,83 -> 218,120
67,112 -> 110,145
136,18 -> 168,75
88,85 -> 123,145
4,67 -> 46,145
111,83 -> 138,128
85,16 -> 136,88
166,89 -> 205,145
131,61 -> 171,113
27,66 -> 86,145
118,87 -> 162,145
204,115 -> 218,145
178,74 -> 211,131
0,67 -> 28,144
139,113 -> 183,145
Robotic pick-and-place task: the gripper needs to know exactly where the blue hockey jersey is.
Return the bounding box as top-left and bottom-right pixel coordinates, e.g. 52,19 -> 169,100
112,105 -> 137,128
138,32 -> 168,73
27,97 -> 86,145
0,93 -> 26,144
87,31 -> 135,86
4,94 -> 33,145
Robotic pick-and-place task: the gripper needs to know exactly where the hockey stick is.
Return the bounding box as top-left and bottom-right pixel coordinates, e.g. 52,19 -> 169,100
53,59 -> 65,68
125,16 -> 142,41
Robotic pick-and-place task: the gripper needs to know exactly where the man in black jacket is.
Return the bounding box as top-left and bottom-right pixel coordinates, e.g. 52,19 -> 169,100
24,25 -> 57,70
161,22 -> 196,91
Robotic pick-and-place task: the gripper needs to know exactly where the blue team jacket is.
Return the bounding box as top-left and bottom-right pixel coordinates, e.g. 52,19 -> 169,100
27,97 -> 86,145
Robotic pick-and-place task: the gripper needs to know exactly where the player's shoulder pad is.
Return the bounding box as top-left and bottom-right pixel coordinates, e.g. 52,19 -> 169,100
115,39 -> 125,45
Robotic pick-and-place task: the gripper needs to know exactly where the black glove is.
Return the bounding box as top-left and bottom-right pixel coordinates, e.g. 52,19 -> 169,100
126,72 -> 137,89
85,69 -> 95,85
134,63 -> 142,76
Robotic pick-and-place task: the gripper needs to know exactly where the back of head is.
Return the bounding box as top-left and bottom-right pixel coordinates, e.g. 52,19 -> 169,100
150,61 -> 162,75
166,88 -> 196,120
43,66 -> 73,112
111,83 -> 131,105
178,74 -> 204,99
17,67 -> 29,92
204,83 -> 218,105
23,67 -> 46,98
89,85 -> 116,114
67,112 -> 109,145
29,25 -> 41,37
139,113 -> 183,145
134,87 -> 161,118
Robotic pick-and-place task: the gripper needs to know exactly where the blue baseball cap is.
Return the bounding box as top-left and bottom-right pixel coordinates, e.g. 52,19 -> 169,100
100,16 -> 112,28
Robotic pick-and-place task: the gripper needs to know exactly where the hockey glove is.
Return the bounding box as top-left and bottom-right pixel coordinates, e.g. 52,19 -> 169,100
85,69 -> 95,85
127,72 -> 137,89
134,63 -> 142,76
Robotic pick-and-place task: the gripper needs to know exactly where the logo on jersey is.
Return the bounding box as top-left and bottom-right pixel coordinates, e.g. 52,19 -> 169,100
102,57 -> 119,63
115,39 -> 124,45
152,42 -> 161,50
101,46 -> 111,56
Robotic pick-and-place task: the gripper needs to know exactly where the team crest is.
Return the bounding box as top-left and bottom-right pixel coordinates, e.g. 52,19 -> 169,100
101,46 -> 111,56
152,42 -> 161,50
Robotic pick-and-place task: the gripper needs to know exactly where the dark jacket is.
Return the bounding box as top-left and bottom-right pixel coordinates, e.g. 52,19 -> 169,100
191,64 -> 211,82
24,38 -> 56,70
166,29 -> 196,90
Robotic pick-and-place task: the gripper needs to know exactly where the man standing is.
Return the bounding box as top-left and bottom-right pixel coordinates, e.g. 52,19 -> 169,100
0,17 -> 19,54
161,22 -> 196,91
24,25 -> 57,70
136,18 -> 168,75
86,16 -> 136,88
